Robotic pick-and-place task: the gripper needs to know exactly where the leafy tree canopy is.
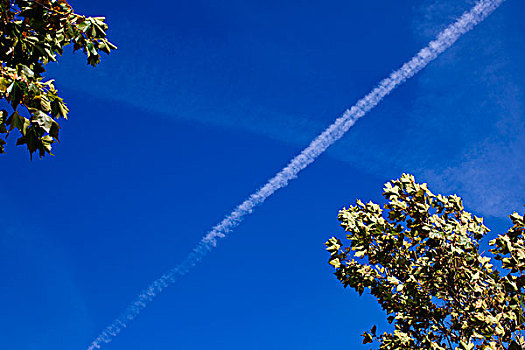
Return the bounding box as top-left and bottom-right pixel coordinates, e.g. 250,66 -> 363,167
326,174 -> 525,350
0,0 -> 115,158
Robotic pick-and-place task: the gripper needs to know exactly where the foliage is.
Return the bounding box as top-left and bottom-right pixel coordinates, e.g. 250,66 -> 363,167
326,174 -> 525,350
0,0 -> 115,158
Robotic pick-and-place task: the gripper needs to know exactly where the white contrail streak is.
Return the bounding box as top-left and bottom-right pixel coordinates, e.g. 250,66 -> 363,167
87,0 -> 506,348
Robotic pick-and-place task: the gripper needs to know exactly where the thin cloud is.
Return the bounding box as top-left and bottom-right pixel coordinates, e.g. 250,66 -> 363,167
87,1 -> 506,348
408,0 -> 525,217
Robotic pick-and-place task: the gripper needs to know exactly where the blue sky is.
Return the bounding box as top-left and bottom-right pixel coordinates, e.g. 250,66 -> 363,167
1,0 -> 524,349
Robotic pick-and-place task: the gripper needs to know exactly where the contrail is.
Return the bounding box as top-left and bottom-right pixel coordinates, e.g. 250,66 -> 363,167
87,0 -> 506,348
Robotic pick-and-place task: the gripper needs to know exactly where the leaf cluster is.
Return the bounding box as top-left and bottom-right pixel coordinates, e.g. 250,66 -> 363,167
326,174 -> 525,350
0,0 -> 116,158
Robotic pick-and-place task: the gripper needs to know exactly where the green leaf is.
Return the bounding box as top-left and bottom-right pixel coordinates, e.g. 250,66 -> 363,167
459,341 -> 474,350
362,332 -> 373,344
327,174 -> 525,350
509,340 -> 522,350
0,0 -> 115,157
7,111 -> 30,136
0,110 -> 8,134
31,110 -> 52,133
